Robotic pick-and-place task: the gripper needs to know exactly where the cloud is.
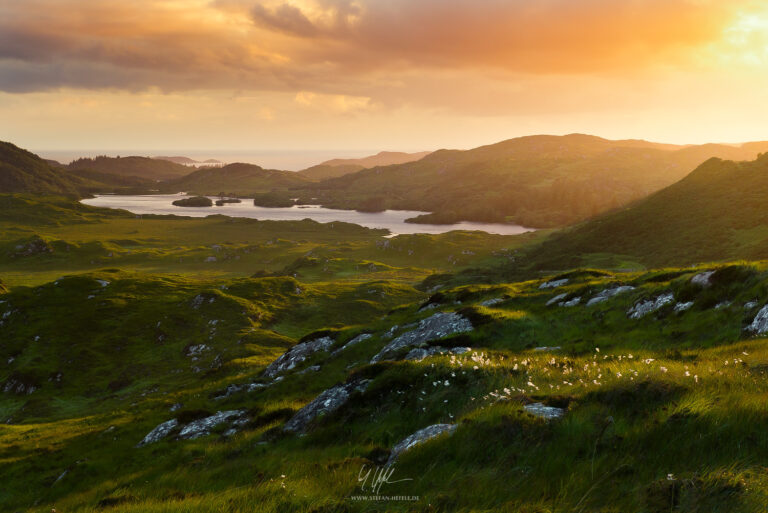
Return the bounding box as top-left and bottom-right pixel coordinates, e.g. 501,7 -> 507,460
0,0 -> 757,106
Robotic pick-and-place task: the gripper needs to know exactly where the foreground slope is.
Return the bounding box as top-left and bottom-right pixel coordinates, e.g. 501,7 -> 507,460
307,135 -> 768,228
4,261 -> 768,511
523,153 -> 768,270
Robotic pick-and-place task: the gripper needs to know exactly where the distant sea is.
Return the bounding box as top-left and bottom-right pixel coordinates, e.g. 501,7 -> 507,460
34,149 -> 385,171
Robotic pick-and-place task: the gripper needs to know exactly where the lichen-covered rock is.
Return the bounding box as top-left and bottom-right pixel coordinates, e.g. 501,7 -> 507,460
539,279 -> 569,289
745,301 -> 759,310
532,346 -> 561,352
284,380 -> 370,433
185,344 -> 210,357
479,298 -> 504,307
136,419 -> 178,447
404,346 -> 471,361
178,410 -> 247,440
586,286 -> 635,306
546,293 -> 568,306
524,403 -> 565,420
714,301 -> 732,310
263,337 -> 334,378
211,382 -> 269,400
559,297 -> 582,307
747,305 -> 768,334
370,312 -> 473,363
674,302 -> 694,313
387,424 -> 457,465
331,333 -> 372,356
627,292 -> 674,319
691,271 -> 715,288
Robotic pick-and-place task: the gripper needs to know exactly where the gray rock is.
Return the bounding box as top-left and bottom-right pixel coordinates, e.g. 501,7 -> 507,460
586,286 -> 635,306
284,381 -> 370,433
627,292 -> 674,319
745,301 -> 759,310
178,410 -> 247,440
546,293 -> 568,306
559,296 -> 581,307
370,313 -> 473,363
296,365 -> 321,375
404,346 -> 471,361
532,346 -> 561,352
539,279 -> 569,289
212,382 -> 270,400
674,302 -> 694,313
185,344 -> 210,357
691,271 -> 715,288
331,333 -> 373,356
479,298 -> 504,307
387,424 -> 457,465
747,305 -> 768,334
169,402 -> 183,412
714,301 -> 732,310
136,419 -> 178,447
263,337 -> 334,378
524,403 -> 565,420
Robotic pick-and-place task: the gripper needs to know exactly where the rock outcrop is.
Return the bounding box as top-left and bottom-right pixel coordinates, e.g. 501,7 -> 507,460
136,419 -> 178,447
587,286 -> 635,306
387,424 -> 457,465
404,346 -> 471,361
283,380 -> 370,433
524,403 -> 565,420
747,305 -> 768,334
627,292 -> 674,319
370,312 -> 473,363
539,279 -> 569,289
691,271 -> 715,288
263,336 -> 334,378
178,410 -> 247,440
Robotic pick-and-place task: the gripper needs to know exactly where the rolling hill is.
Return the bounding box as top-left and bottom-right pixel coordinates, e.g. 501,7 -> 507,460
0,141 -> 80,195
67,155 -> 192,181
305,134 -> 768,228
521,152 -> 768,270
161,162 -> 312,196
299,150 -> 432,180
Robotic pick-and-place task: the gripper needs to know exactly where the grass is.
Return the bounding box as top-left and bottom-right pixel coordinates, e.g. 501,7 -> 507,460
5,195 -> 768,511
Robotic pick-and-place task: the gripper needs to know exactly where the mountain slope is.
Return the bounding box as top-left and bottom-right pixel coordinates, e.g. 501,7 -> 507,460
299,151 -> 432,180
307,134 -> 768,228
0,141 -> 80,195
162,162 -> 312,195
522,153 -> 768,269
68,156 -> 191,180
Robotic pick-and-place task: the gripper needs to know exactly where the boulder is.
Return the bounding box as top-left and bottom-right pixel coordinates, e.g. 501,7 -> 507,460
263,337 -> 334,378
284,380 -> 370,433
691,271 -> 715,288
404,346 -> 471,361
331,333 -> 372,356
178,410 -> 247,440
524,403 -> 565,420
539,279 -> 569,289
387,424 -> 457,465
586,286 -> 635,306
370,312 -> 473,363
627,292 -> 674,319
546,293 -> 568,306
559,297 -> 582,307
136,419 -> 178,447
747,305 -> 768,334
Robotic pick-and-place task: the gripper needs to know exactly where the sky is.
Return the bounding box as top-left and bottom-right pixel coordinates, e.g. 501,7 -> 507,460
2,0 -> 768,163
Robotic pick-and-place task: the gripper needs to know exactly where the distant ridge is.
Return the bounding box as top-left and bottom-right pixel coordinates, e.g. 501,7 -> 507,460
155,156 -> 224,166
299,150 -> 432,180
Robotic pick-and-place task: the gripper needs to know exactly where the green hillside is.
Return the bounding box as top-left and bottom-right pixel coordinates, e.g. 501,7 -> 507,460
68,155 -> 191,181
521,153 -> 768,270
0,142 -> 79,195
298,163 -> 364,180
161,163 -> 311,196
306,135 -> 768,228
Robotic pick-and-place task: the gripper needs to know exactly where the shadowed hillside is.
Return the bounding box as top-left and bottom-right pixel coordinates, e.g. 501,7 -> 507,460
162,163 -> 311,196
67,155 -> 191,181
0,142 -> 79,195
521,153 -> 768,270
305,135 -> 768,228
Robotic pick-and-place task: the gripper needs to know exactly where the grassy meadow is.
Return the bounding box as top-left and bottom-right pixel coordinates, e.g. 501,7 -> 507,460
3,195 -> 768,512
